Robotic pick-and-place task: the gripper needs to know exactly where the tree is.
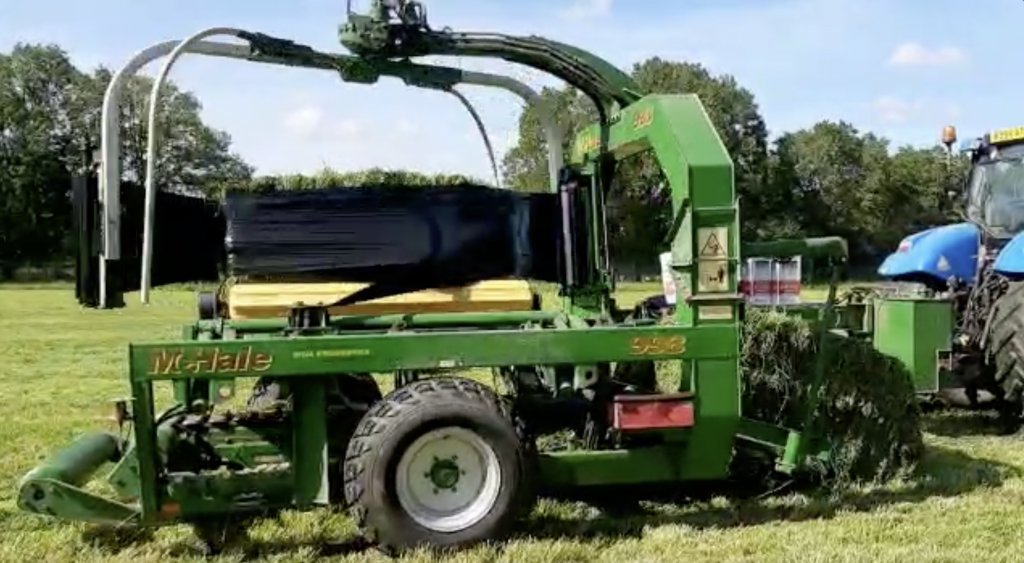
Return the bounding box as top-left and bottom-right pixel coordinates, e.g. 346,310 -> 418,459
765,121 -> 888,259
72,67 -> 253,196
765,120 -> 958,267
0,44 -> 80,276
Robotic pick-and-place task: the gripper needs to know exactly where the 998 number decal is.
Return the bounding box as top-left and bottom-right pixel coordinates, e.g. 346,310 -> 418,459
629,335 -> 686,356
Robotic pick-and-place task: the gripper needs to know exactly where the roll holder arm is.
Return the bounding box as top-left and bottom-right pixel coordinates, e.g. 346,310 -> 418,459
99,30 -> 563,306
338,0 -> 643,118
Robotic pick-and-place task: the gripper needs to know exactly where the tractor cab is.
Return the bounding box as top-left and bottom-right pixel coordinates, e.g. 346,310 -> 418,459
959,128 -> 1024,239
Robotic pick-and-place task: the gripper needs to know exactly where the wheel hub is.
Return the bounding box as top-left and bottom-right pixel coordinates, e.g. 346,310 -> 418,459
428,457 -> 461,490
394,427 -> 502,532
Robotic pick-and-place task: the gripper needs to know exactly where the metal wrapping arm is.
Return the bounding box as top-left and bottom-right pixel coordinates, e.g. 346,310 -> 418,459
98,29 -> 563,306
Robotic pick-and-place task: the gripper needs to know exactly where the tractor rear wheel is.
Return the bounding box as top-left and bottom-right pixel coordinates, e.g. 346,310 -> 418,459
987,280 -> 1024,423
343,377 -> 534,553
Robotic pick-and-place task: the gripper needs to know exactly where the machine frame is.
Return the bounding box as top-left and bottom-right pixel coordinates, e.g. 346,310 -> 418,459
19,0 -> 850,552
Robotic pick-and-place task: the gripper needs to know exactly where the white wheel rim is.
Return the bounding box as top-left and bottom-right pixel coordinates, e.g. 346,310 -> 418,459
394,426 -> 502,533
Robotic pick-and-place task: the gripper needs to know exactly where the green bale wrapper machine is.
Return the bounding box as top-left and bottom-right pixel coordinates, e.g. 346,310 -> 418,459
18,1 -> 854,553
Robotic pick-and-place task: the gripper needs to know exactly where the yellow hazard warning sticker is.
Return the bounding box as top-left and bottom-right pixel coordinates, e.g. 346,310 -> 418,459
697,227 -> 728,258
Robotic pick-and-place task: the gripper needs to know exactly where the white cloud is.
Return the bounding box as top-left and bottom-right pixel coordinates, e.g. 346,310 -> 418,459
886,42 -> 968,67
396,118 -> 418,134
281,106 -> 323,137
871,96 -> 961,124
559,0 -> 612,21
332,119 -> 361,138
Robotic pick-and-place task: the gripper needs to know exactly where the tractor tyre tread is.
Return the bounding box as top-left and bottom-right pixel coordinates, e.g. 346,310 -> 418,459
988,280 -> 1024,410
343,376 -> 534,553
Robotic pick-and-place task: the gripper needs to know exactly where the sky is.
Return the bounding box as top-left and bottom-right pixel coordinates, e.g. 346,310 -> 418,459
0,0 -> 1019,181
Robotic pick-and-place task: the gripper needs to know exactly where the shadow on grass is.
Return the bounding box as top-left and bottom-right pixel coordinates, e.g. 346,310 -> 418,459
78,508 -> 374,560
163,533 -> 374,560
517,443 -> 1019,542
920,409 -> 1016,438
79,525 -> 156,549
77,444 -> 1018,558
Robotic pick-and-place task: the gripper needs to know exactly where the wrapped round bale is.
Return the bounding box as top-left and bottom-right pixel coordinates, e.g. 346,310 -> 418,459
741,308 -> 924,485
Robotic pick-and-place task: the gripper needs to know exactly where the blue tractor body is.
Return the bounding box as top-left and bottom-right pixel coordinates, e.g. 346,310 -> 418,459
992,233 -> 1024,275
878,224 -> 1024,285
878,222 -> 981,286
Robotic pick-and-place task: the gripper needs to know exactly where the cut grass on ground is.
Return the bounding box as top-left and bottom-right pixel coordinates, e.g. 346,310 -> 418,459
1,284 -> 1022,563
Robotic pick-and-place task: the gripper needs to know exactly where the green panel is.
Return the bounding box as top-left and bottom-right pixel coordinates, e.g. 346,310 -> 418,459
872,298 -> 954,393
130,324 -> 737,381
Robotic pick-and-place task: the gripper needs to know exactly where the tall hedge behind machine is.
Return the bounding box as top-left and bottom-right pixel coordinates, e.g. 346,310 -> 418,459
870,125 -> 1024,425
19,0 -> 853,554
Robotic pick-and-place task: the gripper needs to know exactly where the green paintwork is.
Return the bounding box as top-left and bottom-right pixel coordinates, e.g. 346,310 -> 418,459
20,0 -> 841,534
18,432 -> 141,526
872,297 -> 955,394
429,458 -> 461,489
742,236 -> 849,261
134,325 -> 736,381
337,1 -> 641,114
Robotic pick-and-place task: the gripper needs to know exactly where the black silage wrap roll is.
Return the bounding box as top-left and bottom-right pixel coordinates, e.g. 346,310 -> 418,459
223,185 -> 562,301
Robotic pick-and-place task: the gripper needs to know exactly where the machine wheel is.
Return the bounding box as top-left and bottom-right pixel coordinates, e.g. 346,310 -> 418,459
988,281 -> 1024,421
343,377 -> 534,553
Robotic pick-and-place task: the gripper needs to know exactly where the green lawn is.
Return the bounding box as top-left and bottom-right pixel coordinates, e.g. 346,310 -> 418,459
1,284 -> 1022,563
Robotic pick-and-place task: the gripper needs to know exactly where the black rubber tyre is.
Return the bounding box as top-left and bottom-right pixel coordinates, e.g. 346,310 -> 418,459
343,377 -> 534,553
988,281 -> 1024,418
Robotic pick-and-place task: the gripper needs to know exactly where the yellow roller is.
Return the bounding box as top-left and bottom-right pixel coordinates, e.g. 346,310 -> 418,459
226,279 -> 538,319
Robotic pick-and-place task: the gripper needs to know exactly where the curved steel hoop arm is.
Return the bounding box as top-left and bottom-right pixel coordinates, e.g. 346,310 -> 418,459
98,28 -> 563,306
445,87 -> 501,190
140,27 -> 249,304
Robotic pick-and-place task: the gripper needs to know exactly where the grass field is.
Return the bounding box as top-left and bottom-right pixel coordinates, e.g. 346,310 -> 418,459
2,283 -> 1024,563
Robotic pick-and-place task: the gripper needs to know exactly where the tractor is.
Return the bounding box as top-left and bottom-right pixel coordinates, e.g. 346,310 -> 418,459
875,125 -> 1024,424
18,0 -> 853,554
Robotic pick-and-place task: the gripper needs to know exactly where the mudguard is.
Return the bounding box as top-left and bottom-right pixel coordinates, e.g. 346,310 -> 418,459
877,222 -> 980,285
993,231 -> 1024,275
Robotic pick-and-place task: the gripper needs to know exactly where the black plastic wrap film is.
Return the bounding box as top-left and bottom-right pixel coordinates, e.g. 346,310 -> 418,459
224,185 -> 562,305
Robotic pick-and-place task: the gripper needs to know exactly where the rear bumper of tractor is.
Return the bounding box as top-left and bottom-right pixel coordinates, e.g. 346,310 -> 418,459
18,432 -> 141,526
